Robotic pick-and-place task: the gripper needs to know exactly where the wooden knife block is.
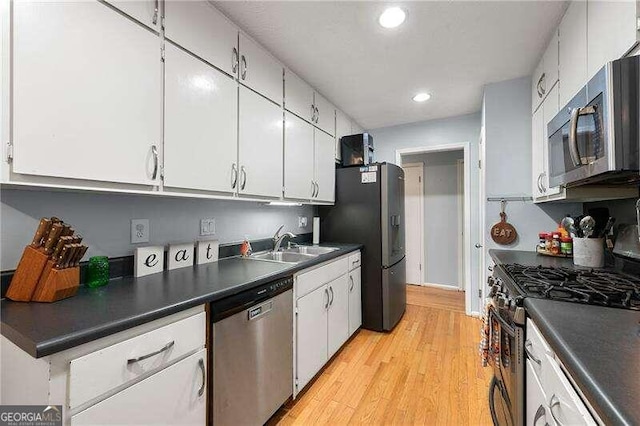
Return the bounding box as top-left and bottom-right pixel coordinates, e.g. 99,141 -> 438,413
5,246 -> 49,302
31,265 -> 80,303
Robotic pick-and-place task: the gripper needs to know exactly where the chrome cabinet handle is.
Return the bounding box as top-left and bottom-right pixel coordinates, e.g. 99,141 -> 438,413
549,394 -> 565,426
310,181 -> 315,197
533,404 -> 549,426
151,145 -> 159,180
324,288 -> 329,309
329,286 -> 334,306
475,243 -> 483,248
152,0 -> 158,25
536,173 -> 544,193
240,55 -> 247,80
127,340 -> 175,364
315,106 -> 319,123
536,73 -> 546,97
524,340 -> 542,365
311,104 -> 316,122
540,172 -> 547,192
231,163 -> 238,189
240,166 -> 247,190
315,182 -> 320,197
232,48 -> 239,74
197,358 -> 206,397
349,275 -> 354,292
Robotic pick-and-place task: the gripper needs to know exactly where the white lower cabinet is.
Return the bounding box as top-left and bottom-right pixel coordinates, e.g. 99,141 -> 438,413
348,267 -> 362,336
526,360 -> 550,426
294,253 -> 361,395
71,349 -> 206,425
163,43 -> 238,194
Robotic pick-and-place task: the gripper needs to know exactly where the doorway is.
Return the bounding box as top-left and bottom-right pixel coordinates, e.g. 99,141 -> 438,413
396,143 -> 472,314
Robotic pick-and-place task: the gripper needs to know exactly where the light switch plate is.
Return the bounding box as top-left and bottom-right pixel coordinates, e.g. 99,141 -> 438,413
298,216 -> 308,228
200,218 -> 216,236
131,219 -> 150,244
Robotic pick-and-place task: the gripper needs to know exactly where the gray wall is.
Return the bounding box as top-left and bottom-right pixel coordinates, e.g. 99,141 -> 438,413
403,151 -> 464,288
482,77 -> 582,259
0,189 -> 313,270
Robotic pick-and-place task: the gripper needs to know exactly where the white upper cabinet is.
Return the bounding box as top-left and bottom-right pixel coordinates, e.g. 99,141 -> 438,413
313,93 -> 336,137
559,1 -> 587,107
532,29 -> 559,113
284,69 -> 315,122
335,110 -> 352,161
164,1 -> 238,77
314,129 -> 336,203
238,33 -> 283,105
12,1 -> 161,186
531,107 -> 545,200
542,84 -> 561,196
238,86 -> 283,199
587,1 -> 639,80
163,43 -> 238,194
284,113 -> 315,200
104,0 -> 160,31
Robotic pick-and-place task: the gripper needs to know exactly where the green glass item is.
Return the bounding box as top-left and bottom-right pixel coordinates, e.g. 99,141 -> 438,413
86,256 -> 109,288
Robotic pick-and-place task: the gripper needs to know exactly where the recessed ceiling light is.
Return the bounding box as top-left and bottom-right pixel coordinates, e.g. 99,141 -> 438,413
412,92 -> 431,102
379,7 -> 406,29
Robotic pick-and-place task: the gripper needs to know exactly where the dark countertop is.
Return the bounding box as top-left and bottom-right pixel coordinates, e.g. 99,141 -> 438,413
1,244 -> 361,358
490,249 -> 640,426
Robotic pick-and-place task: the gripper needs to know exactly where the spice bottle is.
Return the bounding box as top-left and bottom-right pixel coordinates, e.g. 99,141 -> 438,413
561,237 -> 573,255
551,233 -> 561,255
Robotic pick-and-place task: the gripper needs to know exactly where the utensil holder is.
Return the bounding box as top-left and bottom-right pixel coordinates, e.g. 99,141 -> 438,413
31,266 -> 80,303
5,246 -> 49,301
573,238 -> 605,268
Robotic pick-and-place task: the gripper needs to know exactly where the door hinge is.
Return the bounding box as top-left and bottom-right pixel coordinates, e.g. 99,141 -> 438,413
6,142 -> 13,163
478,288 -> 482,298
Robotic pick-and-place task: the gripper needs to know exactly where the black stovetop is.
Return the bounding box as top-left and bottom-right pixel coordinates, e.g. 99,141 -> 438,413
502,264 -> 640,310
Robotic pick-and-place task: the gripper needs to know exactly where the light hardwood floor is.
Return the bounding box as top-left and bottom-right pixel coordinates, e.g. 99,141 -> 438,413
272,285 -> 493,425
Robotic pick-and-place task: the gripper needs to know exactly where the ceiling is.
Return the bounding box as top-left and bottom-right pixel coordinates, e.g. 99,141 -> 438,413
214,1 -> 568,130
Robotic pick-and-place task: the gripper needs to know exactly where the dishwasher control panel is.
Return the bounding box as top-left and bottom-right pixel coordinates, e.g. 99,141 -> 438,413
269,277 -> 293,293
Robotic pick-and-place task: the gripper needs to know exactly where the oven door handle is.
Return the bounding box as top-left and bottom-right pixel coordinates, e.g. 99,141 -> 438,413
488,305 -> 516,337
568,106 -> 597,167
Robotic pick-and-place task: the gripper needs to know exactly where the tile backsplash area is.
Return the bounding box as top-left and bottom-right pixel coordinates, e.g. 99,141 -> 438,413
0,189 -> 314,271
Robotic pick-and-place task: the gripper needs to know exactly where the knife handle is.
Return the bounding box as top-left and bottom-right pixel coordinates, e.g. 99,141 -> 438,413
50,216 -> 62,224
74,245 -> 89,266
31,218 -> 52,247
72,234 -> 83,245
61,224 -> 73,237
64,244 -> 80,269
55,245 -> 71,269
52,236 -> 72,259
42,223 -> 64,255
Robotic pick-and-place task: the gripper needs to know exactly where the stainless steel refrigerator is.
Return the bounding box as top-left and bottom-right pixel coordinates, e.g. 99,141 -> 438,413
319,163 -> 406,332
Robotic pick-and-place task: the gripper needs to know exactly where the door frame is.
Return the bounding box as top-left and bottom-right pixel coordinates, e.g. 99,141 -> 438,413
396,143 -> 473,315
457,159 -> 464,291
401,162 -> 425,286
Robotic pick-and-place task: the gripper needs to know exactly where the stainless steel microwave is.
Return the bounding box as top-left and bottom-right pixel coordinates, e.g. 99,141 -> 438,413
547,56 -> 639,188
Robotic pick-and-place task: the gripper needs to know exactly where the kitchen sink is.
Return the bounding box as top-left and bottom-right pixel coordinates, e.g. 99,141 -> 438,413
250,251 -> 317,264
284,246 -> 339,255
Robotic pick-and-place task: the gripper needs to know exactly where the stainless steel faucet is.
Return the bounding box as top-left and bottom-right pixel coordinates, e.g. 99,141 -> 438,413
273,225 -> 296,252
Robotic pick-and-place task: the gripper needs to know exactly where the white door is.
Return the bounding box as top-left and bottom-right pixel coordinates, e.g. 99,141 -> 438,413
238,86 -> 283,199
104,0 -> 160,31
403,164 -> 424,285
296,285 -> 328,392
559,1 -> 587,106
335,110 -> 352,161
71,349 -> 206,425
348,267 -> 362,336
238,33 -> 283,105
164,43 -> 238,193
284,112 -> 315,200
284,69 -> 315,122
314,129 -> 336,202
526,361 -> 550,426
13,1 -> 161,186
531,107 -> 546,200
313,92 -> 335,136
327,274 -> 349,358
164,1 -> 238,77
587,1 -> 637,80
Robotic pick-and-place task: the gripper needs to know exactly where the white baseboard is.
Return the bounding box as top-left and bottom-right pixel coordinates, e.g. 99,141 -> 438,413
420,282 -> 464,291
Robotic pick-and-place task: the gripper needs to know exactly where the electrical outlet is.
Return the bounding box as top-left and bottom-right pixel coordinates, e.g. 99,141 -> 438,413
298,216 -> 308,228
200,218 -> 216,236
131,219 -> 150,244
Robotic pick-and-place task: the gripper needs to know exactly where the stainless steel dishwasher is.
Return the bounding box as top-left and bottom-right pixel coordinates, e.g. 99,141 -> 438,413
211,276 -> 293,426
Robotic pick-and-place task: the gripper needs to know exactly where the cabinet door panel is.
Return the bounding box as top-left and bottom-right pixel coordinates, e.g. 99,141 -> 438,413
532,58 -> 545,113
284,113 -> 314,200
104,0 -> 159,30
164,43 -> 237,193
238,87 -> 283,198
284,70 -> 314,122
239,33 -> 283,105
313,92 -> 336,136
542,84 -> 562,196
13,1 -> 161,186
328,274 -> 349,358
532,107 -> 545,200
164,1 -> 237,77
543,30 -> 559,91
526,361 -> 550,426
587,1 -> 637,80
559,1 -> 587,107
314,130 -> 336,202
296,286 -> 328,392
348,267 -> 362,336
71,349 -> 206,425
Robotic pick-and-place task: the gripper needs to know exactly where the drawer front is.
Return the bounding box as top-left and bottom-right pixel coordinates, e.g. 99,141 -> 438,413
348,251 -> 361,271
543,354 -> 597,426
526,320 -> 552,383
69,311 -> 205,409
296,257 -> 349,299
